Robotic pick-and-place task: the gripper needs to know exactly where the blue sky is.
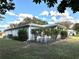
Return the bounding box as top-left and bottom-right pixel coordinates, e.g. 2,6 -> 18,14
0,0 -> 79,31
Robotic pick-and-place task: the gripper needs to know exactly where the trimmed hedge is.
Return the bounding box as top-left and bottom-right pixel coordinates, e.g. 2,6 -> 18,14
18,29 -> 28,41
60,30 -> 67,39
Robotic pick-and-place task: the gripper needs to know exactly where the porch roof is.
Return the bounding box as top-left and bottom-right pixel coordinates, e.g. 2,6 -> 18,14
4,23 -> 62,32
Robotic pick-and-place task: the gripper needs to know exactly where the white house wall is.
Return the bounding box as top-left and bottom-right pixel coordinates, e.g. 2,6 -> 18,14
27,27 -> 32,41
27,27 -> 42,41
12,29 -> 18,36
67,30 -> 76,36
5,30 -> 12,36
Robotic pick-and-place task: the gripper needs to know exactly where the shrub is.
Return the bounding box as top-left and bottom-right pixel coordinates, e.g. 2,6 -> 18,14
18,29 -> 28,41
60,30 -> 67,39
51,29 -> 60,40
52,29 -> 60,35
8,34 -> 13,39
12,36 -> 18,40
7,34 -> 18,40
32,29 -> 42,35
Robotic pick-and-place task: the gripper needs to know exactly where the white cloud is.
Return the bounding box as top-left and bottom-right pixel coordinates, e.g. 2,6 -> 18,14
0,24 -> 10,32
50,11 -> 56,16
74,19 -> 79,23
50,11 -> 61,16
9,17 -> 24,24
42,17 -> 47,21
49,10 -> 78,24
9,20 -> 20,24
35,16 -> 39,19
59,16 -> 75,23
0,25 -> 9,28
0,24 -> 9,30
18,13 -> 33,19
40,10 -> 49,16
50,10 -> 71,17
6,11 -> 33,19
61,11 -> 73,19
51,17 -> 57,22
40,10 -> 77,24
6,11 -> 17,16
13,13 -> 34,24
62,11 -> 69,17
6,13 -> 34,25
54,10 -> 75,23
48,21 -> 55,24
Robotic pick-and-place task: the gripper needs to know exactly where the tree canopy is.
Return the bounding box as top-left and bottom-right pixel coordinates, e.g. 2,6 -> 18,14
0,0 -> 15,15
9,17 -> 48,28
59,21 -> 73,29
73,23 -> 79,33
33,0 -> 79,13
0,0 -> 79,15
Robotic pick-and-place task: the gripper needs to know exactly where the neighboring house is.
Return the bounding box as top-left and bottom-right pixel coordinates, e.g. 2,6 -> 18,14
67,30 -> 76,36
0,32 -> 5,38
67,23 -> 77,36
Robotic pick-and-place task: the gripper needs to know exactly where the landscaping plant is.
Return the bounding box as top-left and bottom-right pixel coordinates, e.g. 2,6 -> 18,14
18,29 -> 28,41
60,30 -> 67,39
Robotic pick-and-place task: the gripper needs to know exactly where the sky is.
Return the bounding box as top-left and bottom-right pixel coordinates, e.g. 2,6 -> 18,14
0,0 -> 79,31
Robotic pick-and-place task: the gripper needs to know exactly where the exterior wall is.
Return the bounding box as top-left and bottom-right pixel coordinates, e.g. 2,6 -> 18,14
5,30 -> 12,36
27,27 -> 41,41
12,29 -> 18,36
5,28 -> 29,37
27,27 -> 31,41
67,30 -> 76,36
5,28 -> 29,40
5,29 -> 19,37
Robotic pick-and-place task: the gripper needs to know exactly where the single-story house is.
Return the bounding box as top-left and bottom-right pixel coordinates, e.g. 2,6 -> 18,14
67,30 -> 76,36
4,23 -> 64,41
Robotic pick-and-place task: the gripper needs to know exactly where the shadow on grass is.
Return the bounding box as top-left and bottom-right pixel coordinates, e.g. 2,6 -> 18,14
0,37 -> 79,59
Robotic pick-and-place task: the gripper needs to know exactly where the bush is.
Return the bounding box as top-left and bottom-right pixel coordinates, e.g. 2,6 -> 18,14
18,29 -> 28,41
60,31 -> 67,39
8,34 -> 13,39
51,29 -> 60,40
52,29 -> 60,35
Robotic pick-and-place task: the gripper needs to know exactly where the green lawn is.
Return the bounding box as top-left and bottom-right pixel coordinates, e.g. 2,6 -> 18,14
0,37 -> 79,59
74,34 -> 79,37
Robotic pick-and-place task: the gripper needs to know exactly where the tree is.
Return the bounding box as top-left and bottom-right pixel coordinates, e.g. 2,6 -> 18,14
18,17 -> 47,26
0,0 -> 15,15
60,21 -> 73,29
33,0 -> 79,13
9,24 -> 17,28
73,23 -> 79,33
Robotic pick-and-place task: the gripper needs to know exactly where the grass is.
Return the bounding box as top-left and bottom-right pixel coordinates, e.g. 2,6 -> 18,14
73,34 -> 79,37
0,37 -> 79,59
